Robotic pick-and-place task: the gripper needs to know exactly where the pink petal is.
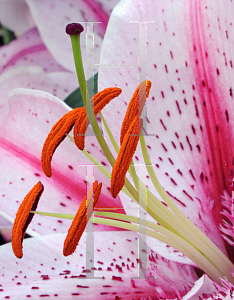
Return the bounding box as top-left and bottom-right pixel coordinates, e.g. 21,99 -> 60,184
0,89 -> 124,235
0,231 -> 157,299
99,0 -> 234,256
25,0 -> 121,73
0,67 -> 78,127
0,0 -> 34,33
0,27 -> 68,75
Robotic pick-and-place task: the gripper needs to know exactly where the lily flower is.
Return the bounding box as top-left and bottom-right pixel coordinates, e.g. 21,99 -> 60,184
1,0 -> 234,298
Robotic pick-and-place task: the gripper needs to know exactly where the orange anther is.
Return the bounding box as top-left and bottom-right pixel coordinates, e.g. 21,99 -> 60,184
120,80 -> 151,145
111,117 -> 143,198
74,87 -> 121,150
63,181 -> 102,256
12,181 -> 44,258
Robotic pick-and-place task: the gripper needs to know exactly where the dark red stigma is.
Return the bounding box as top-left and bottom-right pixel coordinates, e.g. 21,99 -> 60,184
66,23 -> 84,35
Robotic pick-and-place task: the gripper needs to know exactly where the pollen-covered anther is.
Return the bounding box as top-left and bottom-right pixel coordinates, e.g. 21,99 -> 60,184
120,80 -> 151,145
111,117 -> 143,198
41,108 -> 83,177
74,87 -> 122,150
11,181 -> 44,259
63,180 -> 102,256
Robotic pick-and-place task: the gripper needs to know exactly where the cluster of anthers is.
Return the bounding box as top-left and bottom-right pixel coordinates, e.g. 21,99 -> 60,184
11,79 -> 152,259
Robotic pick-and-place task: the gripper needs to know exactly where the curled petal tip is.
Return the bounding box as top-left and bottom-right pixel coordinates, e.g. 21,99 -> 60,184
66,23 -> 84,35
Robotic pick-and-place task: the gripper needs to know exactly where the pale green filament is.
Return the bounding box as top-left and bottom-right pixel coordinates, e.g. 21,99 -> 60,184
139,133 -> 234,283
91,214 -> 223,284
31,210 -> 225,283
66,133 -> 133,200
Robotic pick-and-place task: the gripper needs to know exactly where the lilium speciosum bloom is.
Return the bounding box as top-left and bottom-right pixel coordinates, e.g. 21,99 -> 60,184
0,21 -> 225,299
0,0 -> 120,73
2,1 -> 234,297
96,0 -> 234,298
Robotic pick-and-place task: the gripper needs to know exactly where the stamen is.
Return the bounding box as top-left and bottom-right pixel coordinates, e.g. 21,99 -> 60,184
41,108 -> 82,177
120,80 -> 151,145
63,181 -> 102,256
110,117 -> 143,198
11,181 -> 44,259
74,87 -> 121,150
